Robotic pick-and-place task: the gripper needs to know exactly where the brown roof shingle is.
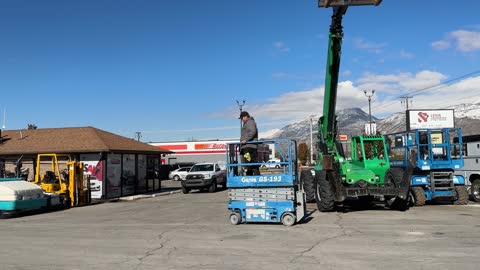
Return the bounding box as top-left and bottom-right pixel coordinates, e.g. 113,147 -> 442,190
0,127 -> 171,155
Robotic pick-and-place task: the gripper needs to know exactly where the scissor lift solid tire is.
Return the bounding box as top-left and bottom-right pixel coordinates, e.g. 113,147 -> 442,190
230,212 -> 242,225
281,212 -> 296,226
453,185 -> 468,205
411,186 -> 426,206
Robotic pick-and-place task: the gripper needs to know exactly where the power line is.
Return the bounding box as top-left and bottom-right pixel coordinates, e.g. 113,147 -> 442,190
374,70 -> 480,112
408,70 -> 480,96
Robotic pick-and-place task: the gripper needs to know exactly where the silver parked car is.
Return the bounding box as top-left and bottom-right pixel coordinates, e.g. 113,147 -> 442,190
168,167 -> 191,181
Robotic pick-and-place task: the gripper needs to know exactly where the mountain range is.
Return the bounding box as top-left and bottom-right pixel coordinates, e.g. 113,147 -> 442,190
266,103 -> 480,143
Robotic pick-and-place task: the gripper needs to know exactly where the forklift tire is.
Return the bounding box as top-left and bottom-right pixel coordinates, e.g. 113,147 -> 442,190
230,212 -> 242,225
182,186 -> 190,194
62,197 -> 72,209
315,170 -> 335,212
301,169 -> 315,203
281,212 -> 296,226
411,187 -> 426,206
453,185 -> 469,205
470,180 -> 480,203
208,180 -> 217,193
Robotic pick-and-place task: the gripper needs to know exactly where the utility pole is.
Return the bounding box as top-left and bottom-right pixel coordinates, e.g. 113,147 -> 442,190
364,90 -> 375,135
400,96 -> 413,110
135,131 -> 142,142
236,99 -> 246,131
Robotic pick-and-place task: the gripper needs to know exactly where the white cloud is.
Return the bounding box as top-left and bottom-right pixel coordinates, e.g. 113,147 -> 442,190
399,49 -> 415,59
356,71 -> 446,95
214,71 -> 480,128
432,29 -> 480,52
450,30 -> 480,52
432,40 -> 451,50
353,38 -> 386,54
273,41 -> 290,53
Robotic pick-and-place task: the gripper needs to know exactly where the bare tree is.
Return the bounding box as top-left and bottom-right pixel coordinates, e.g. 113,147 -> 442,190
27,124 -> 38,130
297,142 -> 310,165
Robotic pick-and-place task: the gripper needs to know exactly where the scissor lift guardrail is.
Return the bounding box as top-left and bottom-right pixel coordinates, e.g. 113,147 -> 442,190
226,139 -> 306,226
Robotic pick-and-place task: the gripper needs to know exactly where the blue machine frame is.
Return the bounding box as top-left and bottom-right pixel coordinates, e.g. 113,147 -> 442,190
387,128 -> 465,201
226,139 -> 306,226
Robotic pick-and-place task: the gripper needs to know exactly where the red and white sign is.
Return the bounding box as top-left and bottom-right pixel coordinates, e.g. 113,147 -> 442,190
150,140 -> 236,155
339,134 -> 348,141
407,109 -> 454,130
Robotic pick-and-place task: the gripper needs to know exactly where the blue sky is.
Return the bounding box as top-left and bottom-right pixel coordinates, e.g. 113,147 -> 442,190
0,0 -> 479,142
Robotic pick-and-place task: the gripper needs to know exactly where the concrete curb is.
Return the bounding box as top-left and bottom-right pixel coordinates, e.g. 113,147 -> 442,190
118,189 -> 182,201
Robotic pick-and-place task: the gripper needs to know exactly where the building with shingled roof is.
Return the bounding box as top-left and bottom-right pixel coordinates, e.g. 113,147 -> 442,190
0,127 -> 171,199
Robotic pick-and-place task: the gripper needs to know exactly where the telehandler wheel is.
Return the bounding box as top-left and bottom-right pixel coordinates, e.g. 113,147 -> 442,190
385,168 -> 410,211
470,180 -> 480,203
301,169 -> 315,203
453,185 -> 469,205
230,212 -> 242,225
314,170 -> 335,212
411,186 -> 426,206
281,212 -> 296,226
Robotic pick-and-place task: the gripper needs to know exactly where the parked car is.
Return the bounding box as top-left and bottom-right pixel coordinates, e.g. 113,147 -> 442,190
168,167 -> 192,181
182,163 -> 226,193
87,176 -> 101,192
261,158 -> 282,169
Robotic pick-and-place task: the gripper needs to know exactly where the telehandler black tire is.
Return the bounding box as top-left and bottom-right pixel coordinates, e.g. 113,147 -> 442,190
301,169 -> 315,203
385,168 -> 410,211
411,186 -> 426,206
453,185 -> 468,205
314,170 -> 335,212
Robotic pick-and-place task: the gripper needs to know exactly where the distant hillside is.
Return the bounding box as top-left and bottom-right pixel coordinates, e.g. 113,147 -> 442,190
268,103 -> 480,143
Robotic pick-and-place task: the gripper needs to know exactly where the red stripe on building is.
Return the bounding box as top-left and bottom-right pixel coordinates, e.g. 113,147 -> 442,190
172,150 -> 226,155
157,144 -> 188,150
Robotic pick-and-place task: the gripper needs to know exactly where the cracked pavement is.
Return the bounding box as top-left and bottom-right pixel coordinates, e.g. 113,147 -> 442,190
1,189 -> 480,270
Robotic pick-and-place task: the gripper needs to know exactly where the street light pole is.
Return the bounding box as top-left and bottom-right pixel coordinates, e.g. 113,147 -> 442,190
364,90 -> 375,135
236,99 -> 246,131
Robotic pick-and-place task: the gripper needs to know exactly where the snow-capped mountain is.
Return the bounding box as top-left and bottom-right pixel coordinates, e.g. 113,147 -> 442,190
267,103 -> 480,143
449,103 -> 480,120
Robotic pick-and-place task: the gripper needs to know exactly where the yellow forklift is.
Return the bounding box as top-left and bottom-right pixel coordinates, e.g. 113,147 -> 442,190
34,154 -> 90,208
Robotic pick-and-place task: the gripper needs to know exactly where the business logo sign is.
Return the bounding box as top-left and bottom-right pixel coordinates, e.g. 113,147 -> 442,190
406,109 -> 454,130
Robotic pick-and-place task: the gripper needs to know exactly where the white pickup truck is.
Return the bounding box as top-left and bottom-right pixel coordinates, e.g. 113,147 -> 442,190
181,162 -> 226,194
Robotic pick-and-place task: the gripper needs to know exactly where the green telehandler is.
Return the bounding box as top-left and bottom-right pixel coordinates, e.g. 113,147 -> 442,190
301,0 -> 411,212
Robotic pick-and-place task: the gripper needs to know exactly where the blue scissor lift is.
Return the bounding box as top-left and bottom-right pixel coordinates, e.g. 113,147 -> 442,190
226,139 -> 306,226
387,128 -> 468,205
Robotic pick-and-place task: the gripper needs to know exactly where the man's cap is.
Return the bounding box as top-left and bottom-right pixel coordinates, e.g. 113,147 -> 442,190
239,111 -> 250,119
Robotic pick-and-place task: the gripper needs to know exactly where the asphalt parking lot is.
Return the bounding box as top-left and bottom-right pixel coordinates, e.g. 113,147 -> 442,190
1,182 -> 480,270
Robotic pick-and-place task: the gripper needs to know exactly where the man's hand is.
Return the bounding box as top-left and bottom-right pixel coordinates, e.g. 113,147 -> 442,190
241,140 -> 247,144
